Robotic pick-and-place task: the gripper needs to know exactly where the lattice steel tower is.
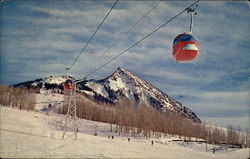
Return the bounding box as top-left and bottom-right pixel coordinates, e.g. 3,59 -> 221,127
62,82 -> 78,140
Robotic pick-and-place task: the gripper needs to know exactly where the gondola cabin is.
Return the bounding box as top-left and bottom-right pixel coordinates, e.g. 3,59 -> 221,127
64,79 -> 75,90
172,33 -> 199,62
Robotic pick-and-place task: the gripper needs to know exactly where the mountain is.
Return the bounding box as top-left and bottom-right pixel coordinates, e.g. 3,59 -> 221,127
13,76 -> 69,90
77,67 -> 200,123
14,67 -> 201,123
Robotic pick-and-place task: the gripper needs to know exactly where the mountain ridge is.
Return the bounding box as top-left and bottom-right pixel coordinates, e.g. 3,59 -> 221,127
13,67 -> 201,123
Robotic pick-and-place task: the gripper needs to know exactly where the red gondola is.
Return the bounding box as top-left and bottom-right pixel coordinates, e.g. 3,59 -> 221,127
172,5 -> 199,62
64,79 -> 75,90
172,33 -> 199,62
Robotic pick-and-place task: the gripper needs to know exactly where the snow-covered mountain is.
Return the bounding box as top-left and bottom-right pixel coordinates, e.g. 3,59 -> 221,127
14,67 -> 201,123
14,76 -> 70,90
77,67 -> 200,123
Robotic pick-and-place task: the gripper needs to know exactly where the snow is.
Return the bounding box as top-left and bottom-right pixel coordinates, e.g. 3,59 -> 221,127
0,106 -> 249,158
86,82 -> 109,98
80,90 -> 95,96
31,82 -> 38,87
26,76 -> 68,88
35,93 -> 64,111
44,76 -> 66,85
108,77 -> 127,92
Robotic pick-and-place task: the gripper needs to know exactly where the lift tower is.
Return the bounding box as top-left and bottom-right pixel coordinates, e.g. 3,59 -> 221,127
62,79 -> 78,140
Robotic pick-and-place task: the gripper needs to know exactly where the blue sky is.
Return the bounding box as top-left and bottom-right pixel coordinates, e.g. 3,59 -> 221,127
1,0 -> 249,130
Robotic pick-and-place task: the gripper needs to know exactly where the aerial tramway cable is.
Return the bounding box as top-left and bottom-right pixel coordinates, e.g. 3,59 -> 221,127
83,0 -> 162,75
83,0 -> 199,79
63,0 -> 119,76
62,0 -> 119,140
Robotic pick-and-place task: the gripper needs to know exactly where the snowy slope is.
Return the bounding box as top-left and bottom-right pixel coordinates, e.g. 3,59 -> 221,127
35,93 -> 64,111
0,106 -> 248,158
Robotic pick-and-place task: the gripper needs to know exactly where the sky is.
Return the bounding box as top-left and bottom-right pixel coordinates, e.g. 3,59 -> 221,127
1,0 -> 249,131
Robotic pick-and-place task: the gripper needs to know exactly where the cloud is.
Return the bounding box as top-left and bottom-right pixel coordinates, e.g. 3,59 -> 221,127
202,116 -> 249,131
175,91 -> 249,126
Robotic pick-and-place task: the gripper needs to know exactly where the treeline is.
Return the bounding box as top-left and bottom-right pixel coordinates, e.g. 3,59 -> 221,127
60,92 -> 250,148
0,85 -> 39,110
0,85 -> 249,148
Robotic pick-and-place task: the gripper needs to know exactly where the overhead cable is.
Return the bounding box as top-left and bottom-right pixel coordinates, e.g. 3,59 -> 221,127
84,0 -> 199,79
63,0 -> 119,76
83,0 -> 161,73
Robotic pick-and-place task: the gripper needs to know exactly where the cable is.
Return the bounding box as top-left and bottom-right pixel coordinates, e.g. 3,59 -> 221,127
63,0 -> 119,76
83,0 -> 162,75
84,0 -> 199,79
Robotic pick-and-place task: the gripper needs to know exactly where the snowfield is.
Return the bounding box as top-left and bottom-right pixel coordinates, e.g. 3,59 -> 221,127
35,93 -> 64,110
0,106 -> 249,158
